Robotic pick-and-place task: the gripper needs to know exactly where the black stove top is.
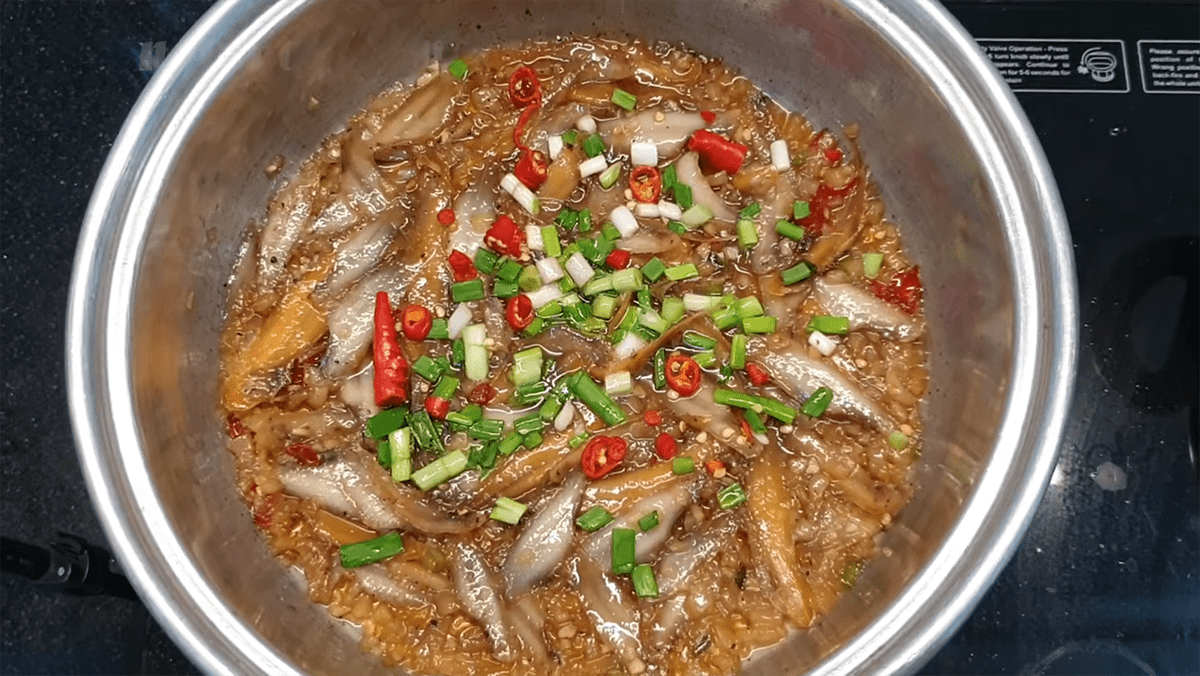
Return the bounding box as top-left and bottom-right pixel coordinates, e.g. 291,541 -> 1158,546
2,2 -> 1196,674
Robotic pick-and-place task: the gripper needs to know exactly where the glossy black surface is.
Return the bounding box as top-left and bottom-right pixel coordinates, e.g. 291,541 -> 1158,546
2,2 -> 1196,674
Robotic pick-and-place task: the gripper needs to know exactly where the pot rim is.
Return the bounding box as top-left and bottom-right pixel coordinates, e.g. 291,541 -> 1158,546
66,1 -> 1077,674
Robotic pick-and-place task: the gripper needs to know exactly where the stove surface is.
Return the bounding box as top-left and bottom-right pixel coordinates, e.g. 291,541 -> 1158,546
2,2 -> 1196,675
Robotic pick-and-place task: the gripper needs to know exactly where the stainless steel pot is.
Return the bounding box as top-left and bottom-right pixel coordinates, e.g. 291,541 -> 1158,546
66,0 -> 1077,674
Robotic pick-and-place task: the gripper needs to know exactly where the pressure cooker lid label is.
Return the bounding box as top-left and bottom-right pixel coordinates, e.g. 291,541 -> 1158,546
977,38 -> 1130,93
1137,40 -> 1200,94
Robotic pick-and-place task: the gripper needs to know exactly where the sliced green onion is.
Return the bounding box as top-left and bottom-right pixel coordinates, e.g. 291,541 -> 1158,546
775,219 -> 806,241
673,183 -> 693,210
712,388 -> 798,424
522,316 -> 545,337
672,456 -> 695,474
667,220 -> 689,235
447,58 -> 469,79
782,261 -> 813,286
452,278 -> 485,302
561,129 -> 579,146
664,263 -> 699,281
793,200 -> 811,220
680,203 -> 713,228
425,317 -> 450,340
568,433 -> 589,449
638,308 -> 668,335
889,431 -> 910,450
540,225 -> 562,258
807,315 -> 850,335
742,315 -> 777,334
802,387 -> 834,418
490,496 -> 527,525
474,247 -> 500,274
863,252 -> 884,278
730,334 -> 748,370
610,268 -> 644,292
717,483 -> 748,509
734,297 -> 764,319
637,510 -> 660,532
496,258 -> 523,282
631,564 -> 659,598
556,208 -> 579,230
592,293 -> 619,319
641,257 -> 667,282
692,350 -> 717,369
411,449 -> 468,491
376,438 -> 391,469
366,408 -> 407,439
604,371 -> 634,396
576,505 -> 615,532
578,208 -> 593,231
636,288 -> 653,308
611,528 -> 637,574
661,296 -> 685,325
710,304 -> 740,331
661,164 -> 677,190
339,532 -> 404,568
514,413 -> 544,436
599,164 -> 621,189
743,408 -> 768,434
653,348 -> 667,390
738,202 -> 762,219
523,431 -> 544,449
451,337 -> 465,368
583,274 -> 614,297
432,375 -> 460,401
611,88 -> 637,111
582,134 -> 606,158
409,410 -> 445,454
519,264 -> 543,292
683,331 -> 717,350
567,371 -> 627,425
737,218 -> 759,248
512,381 -> 551,407
468,418 -> 505,441
388,427 -> 413,482
492,278 -> 518,298
842,560 -> 864,589
511,346 -> 544,387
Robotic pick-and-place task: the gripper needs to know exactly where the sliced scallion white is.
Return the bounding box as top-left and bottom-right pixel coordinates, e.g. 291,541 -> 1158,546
536,257 -> 565,284
579,154 -> 608,178
553,401 -> 577,431
547,134 -> 564,161
446,303 -> 473,340
598,163 -> 621,189
634,202 -> 660,219
610,205 -> 639,238
511,346 -> 544,387
630,141 -> 658,167
565,252 -> 597,286
604,371 -> 634,396
462,323 -> 489,381
808,329 -> 838,356
770,139 -> 791,172
525,224 -> 544,251
657,200 -> 683,221
526,283 -> 564,309
501,172 -> 540,215
680,203 -> 714,228
576,114 -> 597,134
683,292 -> 722,312
613,331 -> 647,359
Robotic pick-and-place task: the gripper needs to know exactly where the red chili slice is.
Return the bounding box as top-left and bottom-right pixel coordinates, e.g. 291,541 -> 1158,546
665,354 -> 702,397
745,363 -> 770,386
468,382 -> 497,405
824,148 -> 844,163
448,249 -> 478,282
253,492 -> 282,529
629,166 -> 662,203
705,459 -> 727,477
508,66 -> 541,108
227,413 -> 247,439
871,266 -> 923,315
581,435 -> 628,479
514,149 -> 549,191
700,110 -> 717,125
372,292 -> 409,407
605,249 -> 631,270
654,432 -> 678,460
485,215 -> 524,257
643,410 -> 662,426
506,294 -> 534,331
401,304 -> 433,340
285,443 -> 322,467
687,129 -> 748,175
437,208 -> 456,225
424,396 -> 451,420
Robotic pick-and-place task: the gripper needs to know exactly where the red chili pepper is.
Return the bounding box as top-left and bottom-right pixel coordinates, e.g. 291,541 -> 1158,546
581,435 -> 628,479
506,294 -> 534,331
605,249 -> 631,270
514,148 -> 549,191
468,382 -> 497,405
798,180 -> 858,236
508,66 -> 541,108
437,208 -> 456,226
871,266 -> 923,315
665,354 -> 702,397
285,443 -> 322,467
629,166 -> 662,203
424,396 -> 451,420
643,410 -> 662,426
401,304 -> 433,340
373,292 -> 409,408
227,413 -> 247,439
654,432 -> 678,460
740,416 -> 753,440
705,459 -> 727,477
824,148 -> 843,163
687,129 -> 748,175
253,492 -> 282,529
745,363 -> 770,386
485,215 -> 524,257
448,249 -> 477,281
700,110 -> 717,125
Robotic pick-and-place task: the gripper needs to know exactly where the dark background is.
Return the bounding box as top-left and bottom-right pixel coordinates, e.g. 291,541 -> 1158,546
2,1 -> 1197,674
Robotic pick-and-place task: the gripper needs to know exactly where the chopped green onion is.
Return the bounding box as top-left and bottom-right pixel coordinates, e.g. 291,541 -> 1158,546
807,315 -> 850,335
729,335 -> 748,370
522,316 -> 545,337
638,308 -> 668,335
409,410 -> 445,454
450,338 -> 465,368
683,331 -> 717,350
734,297 -> 765,319
389,427 -> 413,482
743,408 -> 768,434
493,278 -> 519,298
578,208 -> 593,231
889,431 -> 910,450
742,315 -> 777,334
636,288 -> 653,308
673,183 -> 693,210
738,202 -> 762,219
448,58 -> 469,79
411,449 -> 468,491
802,387 -> 834,418
511,346 -> 544,387
512,381 -> 551,406
717,483 -> 748,509
604,371 -> 634,396
567,371 -> 627,426
641,257 -> 667,282
339,532 -> 404,568
611,528 -> 637,574
664,263 -> 699,281
775,219 -> 806,241
523,431 -> 544,449
661,164 -> 677,190
592,293 -> 619,319
468,418 -> 505,441
712,388 -> 798,424
611,268 -> 644,292
863,252 -> 884,278
710,304 -> 740,331
452,278 -> 485,302
556,208 -> 579,230
582,134 -> 606,158
583,274 -> 614,297
692,350 -> 717,368
474,247 -> 500,274
611,88 -> 637,111
490,496 -> 527,525
672,456 -> 695,474
446,408 -> 480,431
366,408 -> 407,439
561,129 -> 579,146
653,348 -> 667,390
842,560 -> 864,589
568,433 -> 589,449
496,258 -> 522,282
432,375 -> 460,401
667,220 -> 689,235
539,384 -> 569,421
631,564 -> 659,598
782,261 -> 813,285
514,413 -> 544,436
598,164 -> 622,189
737,218 -> 759,248
680,203 -> 713,228
376,438 -> 391,469
793,200 -> 811,220
661,296 -> 685,325
576,505 -> 615,532
637,510 -> 660,532
427,317 -> 450,340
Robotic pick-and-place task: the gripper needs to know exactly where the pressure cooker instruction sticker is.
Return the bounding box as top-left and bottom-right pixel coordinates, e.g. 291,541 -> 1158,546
1137,41 -> 1200,94
977,39 -> 1130,93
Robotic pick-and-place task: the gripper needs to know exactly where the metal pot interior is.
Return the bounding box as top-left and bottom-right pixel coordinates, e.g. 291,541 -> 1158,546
68,0 -> 1075,674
